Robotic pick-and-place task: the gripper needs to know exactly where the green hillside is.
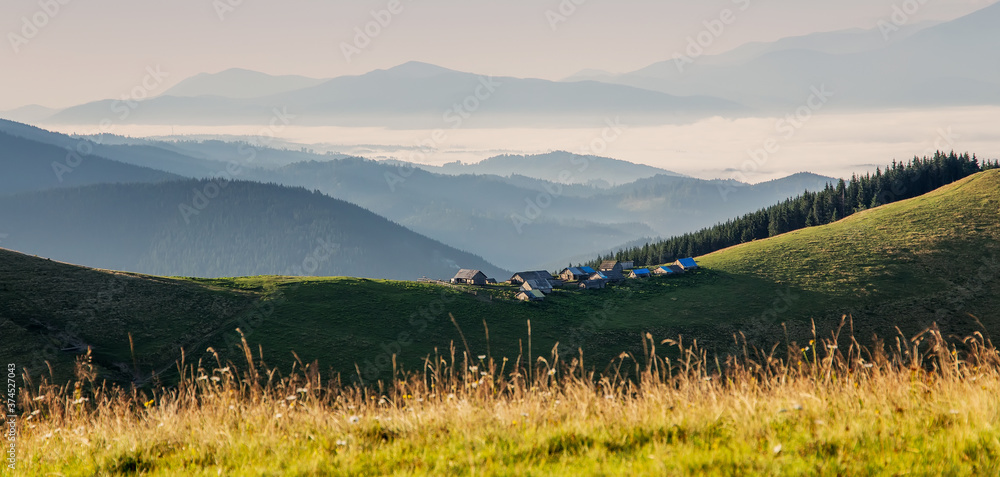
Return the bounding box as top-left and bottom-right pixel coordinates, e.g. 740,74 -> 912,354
4,170 -> 999,385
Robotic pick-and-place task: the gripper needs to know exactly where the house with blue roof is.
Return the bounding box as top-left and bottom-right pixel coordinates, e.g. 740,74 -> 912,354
654,265 -> 685,276
560,267 -> 588,282
675,258 -> 699,270
629,268 -> 652,279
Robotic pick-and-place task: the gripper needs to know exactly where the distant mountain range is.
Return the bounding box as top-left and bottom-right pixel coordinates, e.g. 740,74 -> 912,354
415,152 -> 686,187
40,62 -> 744,128
5,3 -> 997,132
571,3 -> 1000,110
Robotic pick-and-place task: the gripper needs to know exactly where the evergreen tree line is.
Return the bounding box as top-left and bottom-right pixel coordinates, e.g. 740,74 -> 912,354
591,152 -> 999,268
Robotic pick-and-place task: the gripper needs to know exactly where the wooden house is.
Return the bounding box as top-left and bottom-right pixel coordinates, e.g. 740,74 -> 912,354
675,258 -> 699,270
516,290 -> 545,302
509,271 -> 555,285
520,279 -> 553,295
451,269 -> 488,285
629,268 -> 652,279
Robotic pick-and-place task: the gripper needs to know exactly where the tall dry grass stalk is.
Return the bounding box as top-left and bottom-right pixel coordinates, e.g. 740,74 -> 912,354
15,319 -> 1000,474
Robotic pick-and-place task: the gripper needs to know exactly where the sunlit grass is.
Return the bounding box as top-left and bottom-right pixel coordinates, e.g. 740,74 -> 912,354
15,320 -> 1000,475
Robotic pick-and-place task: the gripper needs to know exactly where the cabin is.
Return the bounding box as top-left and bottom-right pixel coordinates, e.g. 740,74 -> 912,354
560,267 -> 589,281
451,269 -> 488,285
653,265 -> 685,276
620,261 -> 635,270
597,261 -> 625,282
579,266 -> 596,275
629,268 -> 652,279
675,258 -> 699,270
578,279 -> 607,290
520,279 -> 553,295
516,290 -> 545,302
509,270 -> 555,285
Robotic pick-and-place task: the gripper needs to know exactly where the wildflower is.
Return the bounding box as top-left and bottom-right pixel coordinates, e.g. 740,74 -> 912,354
792,403 -> 803,411
275,413 -> 283,419
143,400 -> 155,408
30,410 -> 40,416
72,398 -> 88,405
773,444 -> 783,455
604,395 -> 614,400
349,416 -> 360,424
478,355 -> 486,360
286,395 -> 297,401
547,368 -> 556,376
197,375 -> 209,381
480,372 -> 488,377
296,387 -> 309,393
211,376 -> 221,382
33,396 -> 46,401
336,440 -> 347,446
469,366 -> 479,373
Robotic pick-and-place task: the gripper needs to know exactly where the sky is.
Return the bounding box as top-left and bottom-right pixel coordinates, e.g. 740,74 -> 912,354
0,0 -> 995,111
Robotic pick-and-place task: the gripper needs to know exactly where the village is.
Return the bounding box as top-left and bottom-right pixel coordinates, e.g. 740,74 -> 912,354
449,258 -> 700,302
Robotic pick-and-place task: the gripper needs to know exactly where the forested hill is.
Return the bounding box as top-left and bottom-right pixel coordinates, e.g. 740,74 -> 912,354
0,131 -> 180,195
596,152 -> 1000,266
0,180 -> 508,280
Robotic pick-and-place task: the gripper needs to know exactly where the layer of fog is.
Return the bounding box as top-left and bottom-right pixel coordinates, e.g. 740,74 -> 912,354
43,106 -> 1000,184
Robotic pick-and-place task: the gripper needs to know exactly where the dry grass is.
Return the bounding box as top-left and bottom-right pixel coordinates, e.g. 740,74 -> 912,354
14,317 -> 1000,475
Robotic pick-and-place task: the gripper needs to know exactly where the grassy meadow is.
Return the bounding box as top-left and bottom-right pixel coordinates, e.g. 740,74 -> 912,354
12,324 -> 1000,475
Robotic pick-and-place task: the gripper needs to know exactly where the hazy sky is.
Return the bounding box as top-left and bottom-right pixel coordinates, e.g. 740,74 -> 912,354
0,0 -> 995,110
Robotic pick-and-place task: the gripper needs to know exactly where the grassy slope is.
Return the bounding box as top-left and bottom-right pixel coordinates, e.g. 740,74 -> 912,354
4,171 -> 1000,384
0,252 -> 260,383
